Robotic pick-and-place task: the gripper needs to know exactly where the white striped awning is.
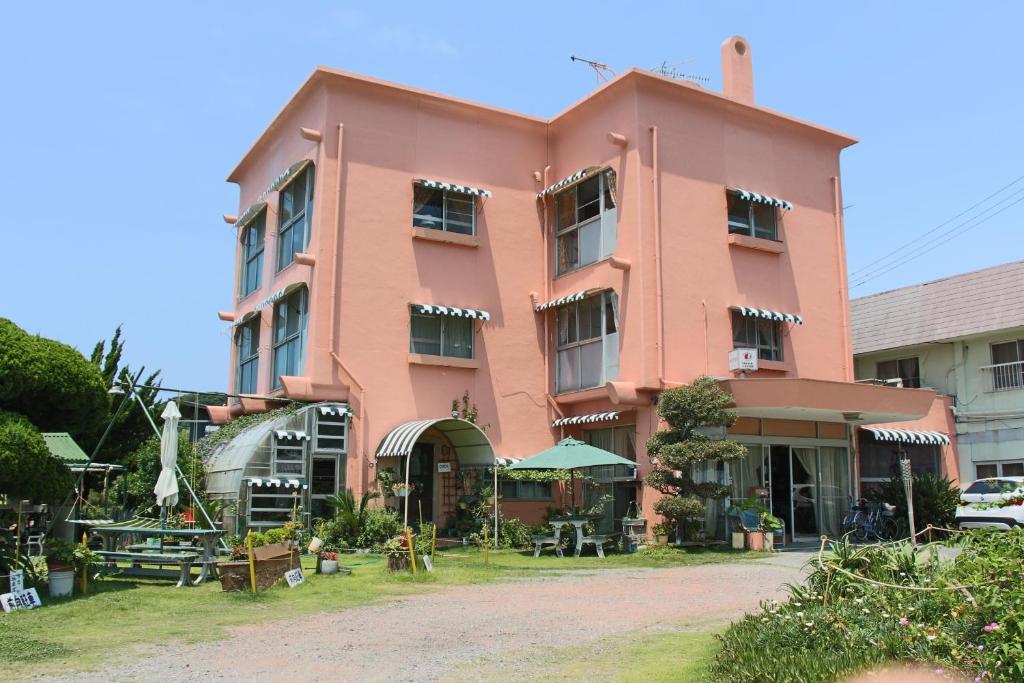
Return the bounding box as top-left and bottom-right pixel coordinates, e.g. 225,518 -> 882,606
318,404 -> 353,417
495,456 -> 522,466
537,166 -> 601,198
864,428 -> 950,446
732,187 -> 793,211
413,303 -> 491,320
232,309 -> 260,328
376,418 -> 495,466
534,289 -> 599,312
552,411 -> 621,428
274,430 -> 310,441
232,202 -> 267,230
255,282 -> 305,312
733,306 -> 803,325
416,178 -> 491,198
246,477 -> 307,489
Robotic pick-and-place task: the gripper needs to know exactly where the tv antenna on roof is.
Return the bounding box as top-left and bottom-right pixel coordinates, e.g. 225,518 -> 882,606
651,60 -> 710,85
571,55 -> 615,84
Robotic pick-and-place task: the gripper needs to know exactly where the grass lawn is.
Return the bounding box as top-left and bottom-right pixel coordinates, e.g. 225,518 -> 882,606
2,546 -> 751,679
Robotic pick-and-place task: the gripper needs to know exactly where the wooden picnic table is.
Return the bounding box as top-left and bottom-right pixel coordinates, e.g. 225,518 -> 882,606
89,519 -> 224,586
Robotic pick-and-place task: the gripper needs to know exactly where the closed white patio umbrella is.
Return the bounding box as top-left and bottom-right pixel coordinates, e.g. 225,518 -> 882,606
154,402 -> 181,512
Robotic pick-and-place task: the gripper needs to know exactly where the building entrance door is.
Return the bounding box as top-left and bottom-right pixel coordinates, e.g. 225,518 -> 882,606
407,443 -> 435,525
790,447 -> 820,542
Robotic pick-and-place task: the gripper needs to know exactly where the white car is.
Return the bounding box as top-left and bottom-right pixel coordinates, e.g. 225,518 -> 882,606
956,477 -> 1024,530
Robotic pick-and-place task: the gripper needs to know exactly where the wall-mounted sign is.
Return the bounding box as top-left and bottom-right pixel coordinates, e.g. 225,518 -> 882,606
437,462 -> 452,473
1,588 -> 41,612
728,348 -> 758,372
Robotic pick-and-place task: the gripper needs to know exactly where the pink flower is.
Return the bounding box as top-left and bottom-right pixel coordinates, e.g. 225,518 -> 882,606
899,618 -> 910,626
983,622 -> 1000,632
934,669 -> 944,675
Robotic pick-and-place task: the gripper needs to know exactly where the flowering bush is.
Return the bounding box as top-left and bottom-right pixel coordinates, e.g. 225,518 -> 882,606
710,530 -> 1024,681
320,551 -> 337,561
229,545 -> 247,561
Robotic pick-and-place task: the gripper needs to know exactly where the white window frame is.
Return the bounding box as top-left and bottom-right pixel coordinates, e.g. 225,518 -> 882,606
272,287 -> 308,389
876,356 -> 921,389
555,291 -> 618,394
409,311 -> 475,360
239,211 -> 265,298
276,166 -> 315,271
975,461 -> 1024,479
727,191 -> 778,240
731,310 -> 783,362
413,186 -> 476,235
989,340 -> 1024,391
272,436 -> 306,478
555,170 -> 617,276
314,412 -> 348,453
235,317 -> 260,395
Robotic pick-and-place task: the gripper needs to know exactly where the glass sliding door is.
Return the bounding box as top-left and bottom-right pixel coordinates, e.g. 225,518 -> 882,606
790,447 -> 819,542
818,447 -> 851,538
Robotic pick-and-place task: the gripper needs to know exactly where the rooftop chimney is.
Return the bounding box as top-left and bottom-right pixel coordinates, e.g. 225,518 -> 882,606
721,35 -> 754,104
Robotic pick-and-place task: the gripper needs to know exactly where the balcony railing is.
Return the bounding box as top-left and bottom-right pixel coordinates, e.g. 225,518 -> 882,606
981,360 -> 1024,392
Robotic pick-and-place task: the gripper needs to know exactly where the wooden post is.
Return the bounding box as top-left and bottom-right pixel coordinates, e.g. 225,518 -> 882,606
483,525 -> 490,565
14,501 -> 24,569
246,530 -> 257,592
80,532 -> 89,594
431,524 -> 437,559
406,527 -> 417,575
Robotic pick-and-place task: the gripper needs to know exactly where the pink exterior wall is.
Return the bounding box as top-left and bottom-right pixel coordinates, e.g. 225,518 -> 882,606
219,41 -> 934,532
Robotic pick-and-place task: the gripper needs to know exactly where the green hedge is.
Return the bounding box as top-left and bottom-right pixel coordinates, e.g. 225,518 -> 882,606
0,410 -> 73,503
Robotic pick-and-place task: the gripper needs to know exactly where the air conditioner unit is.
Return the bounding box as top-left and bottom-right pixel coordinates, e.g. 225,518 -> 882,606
729,348 -> 758,372
883,377 -> 903,388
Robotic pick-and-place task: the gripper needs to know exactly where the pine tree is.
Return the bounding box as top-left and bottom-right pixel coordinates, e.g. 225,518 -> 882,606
645,376 -> 748,538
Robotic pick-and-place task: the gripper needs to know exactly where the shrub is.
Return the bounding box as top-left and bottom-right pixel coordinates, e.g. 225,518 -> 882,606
870,473 -> 960,535
709,530 -> 1024,682
355,508 -> 402,550
0,410 -> 74,503
498,518 -> 539,549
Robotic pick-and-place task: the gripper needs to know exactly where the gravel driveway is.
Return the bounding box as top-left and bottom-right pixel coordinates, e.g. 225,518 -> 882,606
40,553 -> 808,682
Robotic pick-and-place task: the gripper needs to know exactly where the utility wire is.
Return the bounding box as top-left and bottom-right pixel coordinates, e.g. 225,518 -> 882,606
848,173 -> 1024,278
850,191 -> 1024,290
850,184 -> 1024,284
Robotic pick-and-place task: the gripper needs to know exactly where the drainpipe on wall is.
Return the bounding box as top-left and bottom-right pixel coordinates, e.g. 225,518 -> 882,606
832,175 -> 853,382
650,126 -> 665,386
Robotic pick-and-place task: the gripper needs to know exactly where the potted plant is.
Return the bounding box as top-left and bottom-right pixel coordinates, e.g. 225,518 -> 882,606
761,514 -> 784,552
320,550 -> 339,575
392,482 -> 414,498
653,523 -> 672,546
383,536 -> 410,571
44,539 -> 76,597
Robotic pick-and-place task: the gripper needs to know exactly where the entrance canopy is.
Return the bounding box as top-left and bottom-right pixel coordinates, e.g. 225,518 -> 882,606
376,418 -> 494,465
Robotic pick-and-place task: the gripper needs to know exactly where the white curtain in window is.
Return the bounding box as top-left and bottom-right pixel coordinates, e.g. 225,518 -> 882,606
443,318 -> 473,359
819,447 -> 850,538
580,340 -> 603,388
731,445 -> 763,501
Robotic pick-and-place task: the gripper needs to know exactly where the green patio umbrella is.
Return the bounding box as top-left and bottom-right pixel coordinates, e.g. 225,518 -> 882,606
507,438 -> 637,509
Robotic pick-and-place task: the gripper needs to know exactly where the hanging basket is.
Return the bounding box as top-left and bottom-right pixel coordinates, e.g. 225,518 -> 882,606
392,485 -> 412,497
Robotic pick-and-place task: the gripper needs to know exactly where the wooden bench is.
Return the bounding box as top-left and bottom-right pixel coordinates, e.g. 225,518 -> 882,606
532,534 -> 564,558
574,533 -> 618,558
96,550 -> 197,588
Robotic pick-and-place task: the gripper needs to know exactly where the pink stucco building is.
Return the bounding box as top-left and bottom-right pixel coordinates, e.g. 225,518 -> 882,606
209,36 -> 937,543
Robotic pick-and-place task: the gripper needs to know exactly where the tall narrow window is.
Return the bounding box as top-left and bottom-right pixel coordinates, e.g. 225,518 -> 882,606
727,191 -> 777,240
235,317 -> 260,394
272,287 -> 308,388
556,291 -> 618,393
555,170 -> 617,275
315,410 -> 348,452
410,311 -> 474,359
277,166 -> 315,271
239,211 -> 265,298
731,311 -> 783,361
413,186 -> 476,235
272,435 -> 305,477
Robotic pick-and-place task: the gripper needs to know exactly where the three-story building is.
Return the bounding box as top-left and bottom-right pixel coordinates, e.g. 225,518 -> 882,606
207,36 -> 936,542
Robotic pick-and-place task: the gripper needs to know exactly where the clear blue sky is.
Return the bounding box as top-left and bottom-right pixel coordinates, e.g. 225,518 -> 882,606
2,2 -> 1022,392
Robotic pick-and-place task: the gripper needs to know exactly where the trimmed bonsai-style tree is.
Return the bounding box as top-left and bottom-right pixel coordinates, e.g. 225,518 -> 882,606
645,377 -> 748,542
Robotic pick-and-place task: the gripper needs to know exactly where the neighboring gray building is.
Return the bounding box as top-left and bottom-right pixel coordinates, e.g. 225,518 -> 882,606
851,260 -> 1024,482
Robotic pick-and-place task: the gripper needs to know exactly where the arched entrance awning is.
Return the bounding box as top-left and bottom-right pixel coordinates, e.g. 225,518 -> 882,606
376,418 -> 497,539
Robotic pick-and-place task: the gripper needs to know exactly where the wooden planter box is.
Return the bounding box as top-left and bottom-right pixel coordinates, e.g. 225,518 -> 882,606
219,543 -> 301,591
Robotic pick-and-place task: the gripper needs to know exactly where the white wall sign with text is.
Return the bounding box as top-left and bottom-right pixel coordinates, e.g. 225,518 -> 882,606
1,588 -> 42,612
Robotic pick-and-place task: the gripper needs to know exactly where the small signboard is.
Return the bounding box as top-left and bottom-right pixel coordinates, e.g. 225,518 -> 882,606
1,588 -> 42,612
146,537 -> 161,548
422,555 -> 433,572
9,569 -> 24,593
284,568 -> 305,587
437,462 -> 452,473
728,348 -> 758,372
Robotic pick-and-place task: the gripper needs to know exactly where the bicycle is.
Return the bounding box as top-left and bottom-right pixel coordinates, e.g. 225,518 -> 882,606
842,498 -> 897,542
